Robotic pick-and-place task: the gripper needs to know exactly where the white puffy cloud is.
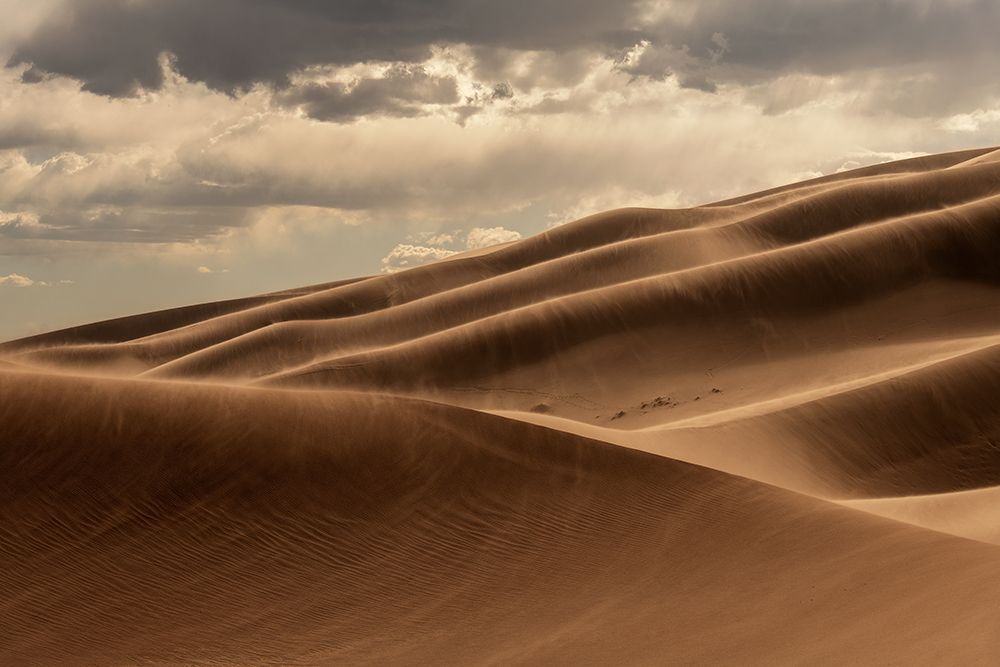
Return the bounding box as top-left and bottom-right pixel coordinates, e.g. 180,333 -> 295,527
380,244 -> 458,273
465,226 -> 522,249
423,232 -> 456,246
0,271 -> 75,287
382,225 -> 522,271
940,107 -> 1000,133
0,272 -> 34,286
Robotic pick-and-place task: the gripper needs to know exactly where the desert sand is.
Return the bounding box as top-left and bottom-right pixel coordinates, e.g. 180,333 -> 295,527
3,146 -> 1000,664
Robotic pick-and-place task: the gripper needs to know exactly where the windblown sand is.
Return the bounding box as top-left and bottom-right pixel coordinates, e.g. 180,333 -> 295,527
3,147 -> 1000,664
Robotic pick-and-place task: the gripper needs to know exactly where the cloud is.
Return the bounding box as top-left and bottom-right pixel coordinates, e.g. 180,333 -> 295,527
634,0 -> 1000,115
940,108 -> 1000,133
8,0 -> 1000,123
19,64 -> 47,84
0,272 -> 35,286
0,0 -> 60,59
453,79 -> 519,123
0,71 -> 963,257
468,47 -> 599,92
410,231 -> 457,246
614,39 -> 718,92
279,65 -> 460,123
196,265 -> 228,274
0,269 -> 73,287
2,0 -> 999,269
465,226 -> 521,249
0,199 -> 250,245
379,225 -> 521,273
0,61 -> 257,152
490,82 -> 515,100
380,243 -> 457,273
7,0 -> 643,96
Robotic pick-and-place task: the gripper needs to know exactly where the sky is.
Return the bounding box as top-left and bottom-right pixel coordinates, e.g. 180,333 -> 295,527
1,0 -> 999,340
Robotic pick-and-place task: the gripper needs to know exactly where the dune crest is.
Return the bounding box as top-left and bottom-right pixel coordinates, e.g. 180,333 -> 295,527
4,147 -> 1000,664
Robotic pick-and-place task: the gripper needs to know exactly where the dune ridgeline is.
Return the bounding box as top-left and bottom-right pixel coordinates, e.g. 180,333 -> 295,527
3,147 -> 1000,664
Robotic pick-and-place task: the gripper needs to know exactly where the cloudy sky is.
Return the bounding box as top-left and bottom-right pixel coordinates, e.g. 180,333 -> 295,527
1,0 -> 999,339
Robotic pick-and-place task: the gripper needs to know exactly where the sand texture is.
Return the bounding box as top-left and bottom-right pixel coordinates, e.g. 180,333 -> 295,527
3,147 -> 1000,665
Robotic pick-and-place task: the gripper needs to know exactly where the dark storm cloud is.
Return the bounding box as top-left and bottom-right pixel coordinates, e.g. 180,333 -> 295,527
8,0 -> 643,96
4,0 -> 1000,255
11,0 -> 999,116
645,0 -> 999,80
280,65 -> 460,123
626,0 -> 1000,109
19,65 -> 47,84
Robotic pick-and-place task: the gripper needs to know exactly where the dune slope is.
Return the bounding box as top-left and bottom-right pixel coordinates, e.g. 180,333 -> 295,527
3,370 -> 1000,665
3,147 -> 1000,664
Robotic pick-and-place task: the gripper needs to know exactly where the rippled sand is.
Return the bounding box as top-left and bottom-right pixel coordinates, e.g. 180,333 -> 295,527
3,147 -> 1000,664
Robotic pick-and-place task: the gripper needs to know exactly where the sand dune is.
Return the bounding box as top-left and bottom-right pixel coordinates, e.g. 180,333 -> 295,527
4,147 -> 1000,664
840,486 -> 1000,545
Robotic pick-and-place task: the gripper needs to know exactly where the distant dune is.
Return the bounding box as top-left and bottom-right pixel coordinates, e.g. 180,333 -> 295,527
3,146 -> 1000,664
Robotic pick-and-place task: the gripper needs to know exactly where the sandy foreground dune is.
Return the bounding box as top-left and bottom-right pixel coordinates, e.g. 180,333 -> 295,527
3,147 -> 1000,664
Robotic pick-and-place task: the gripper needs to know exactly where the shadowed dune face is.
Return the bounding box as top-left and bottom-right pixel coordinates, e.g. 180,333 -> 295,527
4,147 -> 1000,664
